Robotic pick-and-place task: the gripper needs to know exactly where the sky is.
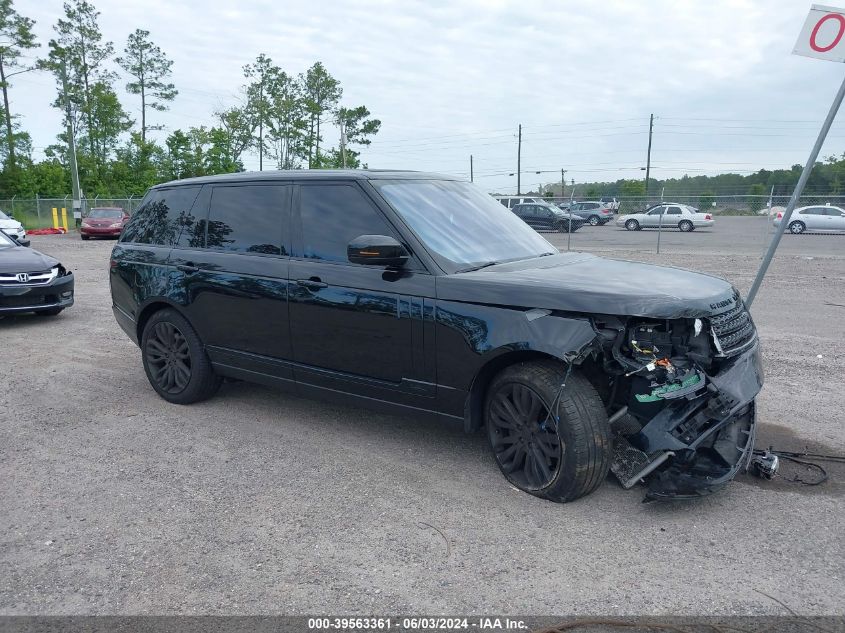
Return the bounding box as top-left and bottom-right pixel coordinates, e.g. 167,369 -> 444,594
13,0 -> 845,194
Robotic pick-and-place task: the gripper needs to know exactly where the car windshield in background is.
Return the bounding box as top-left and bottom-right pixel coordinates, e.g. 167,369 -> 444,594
374,179 -> 554,272
89,209 -> 123,218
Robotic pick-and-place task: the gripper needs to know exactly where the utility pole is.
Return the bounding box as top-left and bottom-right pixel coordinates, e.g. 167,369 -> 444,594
470,155 -> 473,183
560,169 -> 566,199
258,81 -> 264,171
60,58 -> 82,225
644,113 -> 654,199
517,124 -> 522,195
339,113 -> 347,168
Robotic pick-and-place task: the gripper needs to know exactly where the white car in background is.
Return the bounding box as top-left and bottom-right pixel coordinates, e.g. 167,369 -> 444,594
773,205 -> 845,234
0,209 -> 28,246
617,203 -> 714,232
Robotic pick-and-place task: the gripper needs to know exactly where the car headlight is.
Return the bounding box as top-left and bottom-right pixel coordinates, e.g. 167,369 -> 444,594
109,222 -> 122,228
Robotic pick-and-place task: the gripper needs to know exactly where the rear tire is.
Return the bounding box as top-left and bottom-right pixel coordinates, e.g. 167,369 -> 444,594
789,221 -> 806,234
485,361 -> 611,503
679,220 -> 694,232
141,308 -> 222,404
624,219 -> 639,231
81,234 -> 90,240
588,215 -> 600,226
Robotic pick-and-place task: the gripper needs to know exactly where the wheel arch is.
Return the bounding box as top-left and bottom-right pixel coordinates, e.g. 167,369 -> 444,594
463,349 -> 564,433
136,298 -> 189,343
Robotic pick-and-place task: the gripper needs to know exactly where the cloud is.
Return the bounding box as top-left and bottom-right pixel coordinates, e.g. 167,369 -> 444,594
15,0 -> 845,193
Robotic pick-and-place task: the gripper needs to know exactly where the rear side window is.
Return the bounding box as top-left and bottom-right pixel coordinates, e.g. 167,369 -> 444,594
121,187 -> 201,246
206,185 -> 287,255
667,206 -> 682,215
299,184 -> 395,263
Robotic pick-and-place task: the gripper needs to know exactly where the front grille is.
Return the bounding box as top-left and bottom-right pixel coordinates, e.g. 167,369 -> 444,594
0,269 -> 57,286
710,293 -> 756,356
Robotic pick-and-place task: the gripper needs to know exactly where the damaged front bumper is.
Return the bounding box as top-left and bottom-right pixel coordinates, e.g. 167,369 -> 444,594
613,341 -> 764,501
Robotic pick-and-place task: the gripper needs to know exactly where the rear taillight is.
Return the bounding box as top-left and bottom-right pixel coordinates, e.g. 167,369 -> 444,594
705,214 -> 712,220
109,258 -> 118,269
776,212 -> 783,219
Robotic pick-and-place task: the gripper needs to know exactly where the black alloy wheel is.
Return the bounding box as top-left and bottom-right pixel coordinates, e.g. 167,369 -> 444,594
485,361 -> 610,502
140,308 -> 222,404
488,382 -> 562,490
145,321 -> 192,395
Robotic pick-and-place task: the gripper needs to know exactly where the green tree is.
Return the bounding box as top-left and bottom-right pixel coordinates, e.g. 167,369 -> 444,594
265,70 -> 308,169
0,0 -> 38,170
116,29 -> 177,143
83,81 -> 132,180
43,0 -> 116,163
243,53 -> 276,170
619,179 -> 645,196
213,106 -> 255,169
301,62 -> 341,167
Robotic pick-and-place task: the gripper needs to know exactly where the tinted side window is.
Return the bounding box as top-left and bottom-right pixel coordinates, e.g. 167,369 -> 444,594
206,185 -> 287,255
121,186 -> 201,246
667,206 -> 682,215
647,206 -> 665,215
299,184 -> 395,263
825,208 -> 844,216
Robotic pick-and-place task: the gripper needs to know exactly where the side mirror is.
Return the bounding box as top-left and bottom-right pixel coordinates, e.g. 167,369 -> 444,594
348,234 -> 409,267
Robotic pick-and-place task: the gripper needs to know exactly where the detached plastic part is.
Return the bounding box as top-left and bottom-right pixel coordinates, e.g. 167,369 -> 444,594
750,451 -> 780,480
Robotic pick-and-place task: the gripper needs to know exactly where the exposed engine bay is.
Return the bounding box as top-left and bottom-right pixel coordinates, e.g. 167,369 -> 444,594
585,292 -> 762,501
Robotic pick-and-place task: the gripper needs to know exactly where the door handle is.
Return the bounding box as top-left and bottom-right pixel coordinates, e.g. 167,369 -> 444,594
177,262 -> 200,273
296,278 -> 328,290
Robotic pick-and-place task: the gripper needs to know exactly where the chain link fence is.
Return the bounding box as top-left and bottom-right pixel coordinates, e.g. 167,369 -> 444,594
0,196 -> 144,230
537,193 -> 845,216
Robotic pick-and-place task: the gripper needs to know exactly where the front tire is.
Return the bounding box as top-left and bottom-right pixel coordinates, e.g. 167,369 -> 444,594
485,361 -> 611,502
141,308 -> 222,404
789,221 -> 806,234
80,234 -> 90,241
679,220 -> 694,232
624,219 -> 639,231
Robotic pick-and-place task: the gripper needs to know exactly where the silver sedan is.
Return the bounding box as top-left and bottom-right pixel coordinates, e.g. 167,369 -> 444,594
617,203 -> 715,231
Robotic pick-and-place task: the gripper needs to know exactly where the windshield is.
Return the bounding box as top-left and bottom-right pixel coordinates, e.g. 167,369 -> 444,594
0,210 -> 10,221
373,179 -> 555,272
89,208 -> 123,218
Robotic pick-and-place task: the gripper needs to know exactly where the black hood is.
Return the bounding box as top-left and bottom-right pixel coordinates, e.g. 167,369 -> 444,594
0,245 -> 59,274
436,252 -> 737,319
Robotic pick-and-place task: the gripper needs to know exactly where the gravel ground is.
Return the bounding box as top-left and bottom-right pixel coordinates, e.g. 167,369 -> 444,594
1,218 -> 843,616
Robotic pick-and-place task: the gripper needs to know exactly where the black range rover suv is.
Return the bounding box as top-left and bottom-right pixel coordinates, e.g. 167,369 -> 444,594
110,170 -> 762,502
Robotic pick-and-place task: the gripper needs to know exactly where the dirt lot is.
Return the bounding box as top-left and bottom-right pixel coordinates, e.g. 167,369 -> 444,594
1,218 -> 843,616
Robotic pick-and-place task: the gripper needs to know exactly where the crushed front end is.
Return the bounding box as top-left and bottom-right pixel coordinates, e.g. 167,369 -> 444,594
589,290 -> 763,501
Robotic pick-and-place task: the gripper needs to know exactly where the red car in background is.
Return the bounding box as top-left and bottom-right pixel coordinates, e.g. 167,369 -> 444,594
80,207 -> 130,240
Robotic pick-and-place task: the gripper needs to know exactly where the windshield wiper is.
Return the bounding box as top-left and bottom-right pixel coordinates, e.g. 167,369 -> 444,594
456,261 -> 503,273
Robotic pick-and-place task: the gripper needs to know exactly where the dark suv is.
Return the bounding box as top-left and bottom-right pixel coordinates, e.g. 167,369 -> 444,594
110,170 -> 762,503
